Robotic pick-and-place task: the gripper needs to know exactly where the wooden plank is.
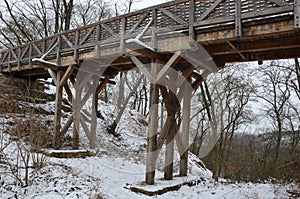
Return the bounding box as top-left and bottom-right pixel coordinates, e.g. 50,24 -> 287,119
157,51 -> 181,83
74,30 -> 80,62
64,83 -> 74,103
17,48 -> 21,70
120,17 -> 126,54
156,116 -> 172,155
96,78 -> 110,94
10,49 -> 18,61
95,25 -> 101,58
159,86 -> 172,114
159,8 -> 187,25
61,35 -> 74,48
53,71 -> 63,149
198,0 -> 224,21
130,56 -> 152,80
176,65 -> 194,88
56,36 -> 62,67
164,73 -> 177,180
48,69 -> 58,86
73,79 -> 81,149
60,65 -> 75,87
32,58 -> 58,70
189,0 -> 196,46
127,11 -> 150,35
80,114 -> 91,142
179,80 -> 191,176
32,43 -> 42,55
90,79 -> 98,149
126,39 -> 159,59
79,27 -> 95,45
29,44 -> 33,69
59,116 -> 74,140
45,37 -> 58,52
226,41 -> 246,60
20,46 -> 29,59
191,70 -> 211,90
101,23 -> 117,37
145,60 -> 159,185
269,0 -> 288,6
235,0 -> 242,37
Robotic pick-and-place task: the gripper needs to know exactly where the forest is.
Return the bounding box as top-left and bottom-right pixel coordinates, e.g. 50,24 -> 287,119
0,0 -> 299,197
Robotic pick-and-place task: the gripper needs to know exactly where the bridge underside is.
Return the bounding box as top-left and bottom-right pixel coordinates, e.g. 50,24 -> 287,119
1,0 -> 300,185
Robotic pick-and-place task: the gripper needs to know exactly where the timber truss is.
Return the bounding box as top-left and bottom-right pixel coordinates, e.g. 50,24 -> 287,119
0,0 -> 300,185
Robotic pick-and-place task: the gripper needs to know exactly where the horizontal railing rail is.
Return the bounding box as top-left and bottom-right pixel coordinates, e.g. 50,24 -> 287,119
0,0 -> 295,72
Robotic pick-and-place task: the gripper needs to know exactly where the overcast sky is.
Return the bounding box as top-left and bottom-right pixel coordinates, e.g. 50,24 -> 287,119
127,0 -> 172,11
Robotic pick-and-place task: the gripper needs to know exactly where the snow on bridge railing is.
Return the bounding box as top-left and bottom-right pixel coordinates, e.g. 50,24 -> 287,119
0,0 -> 295,72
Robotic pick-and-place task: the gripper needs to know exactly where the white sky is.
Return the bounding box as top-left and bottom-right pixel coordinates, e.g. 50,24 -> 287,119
128,0 -> 172,11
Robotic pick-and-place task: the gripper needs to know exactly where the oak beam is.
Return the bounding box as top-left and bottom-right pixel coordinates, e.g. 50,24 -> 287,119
179,80 -> 192,176
53,70 -> 63,148
145,60 -> 159,185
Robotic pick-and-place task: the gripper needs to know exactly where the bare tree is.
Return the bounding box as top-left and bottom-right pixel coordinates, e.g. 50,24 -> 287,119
255,61 -> 292,164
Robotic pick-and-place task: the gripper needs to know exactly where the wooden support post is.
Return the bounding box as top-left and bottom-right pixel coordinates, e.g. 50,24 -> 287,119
73,79 -> 81,149
164,74 -> 177,180
53,70 -> 63,148
179,80 -> 192,176
295,0 -> 300,28
235,0 -> 242,37
90,78 -> 98,149
189,0 -> 196,47
145,60 -> 159,185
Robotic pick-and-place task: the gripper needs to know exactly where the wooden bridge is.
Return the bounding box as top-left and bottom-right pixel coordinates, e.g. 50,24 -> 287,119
0,0 -> 299,184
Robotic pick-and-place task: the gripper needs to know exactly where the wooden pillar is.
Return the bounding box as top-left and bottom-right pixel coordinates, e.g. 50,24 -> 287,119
90,79 -> 98,149
180,80 -> 192,176
189,0 -> 196,46
53,70 -> 63,149
145,60 -> 159,185
164,73 -> 177,180
235,0 -> 242,37
73,79 -> 81,149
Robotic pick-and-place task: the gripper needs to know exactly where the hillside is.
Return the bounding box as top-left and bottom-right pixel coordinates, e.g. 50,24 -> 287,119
0,76 -> 298,198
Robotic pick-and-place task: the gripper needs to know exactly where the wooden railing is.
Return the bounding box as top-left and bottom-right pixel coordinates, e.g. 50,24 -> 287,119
0,0 -> 295,72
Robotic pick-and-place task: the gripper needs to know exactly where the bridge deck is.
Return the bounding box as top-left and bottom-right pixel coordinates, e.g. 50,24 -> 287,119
0,0 -> 299,79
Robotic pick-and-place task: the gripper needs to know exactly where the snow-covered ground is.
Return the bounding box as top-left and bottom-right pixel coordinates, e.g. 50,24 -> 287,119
0,82 -> 298,198
0,129 -> 297,199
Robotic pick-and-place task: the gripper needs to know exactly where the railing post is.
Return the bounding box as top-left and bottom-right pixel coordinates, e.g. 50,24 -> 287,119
189,0 -> 196,47
120,17 -> 126,54
295,0 -> 300,28
235,0 -> 242,37
95,24 -> 101,58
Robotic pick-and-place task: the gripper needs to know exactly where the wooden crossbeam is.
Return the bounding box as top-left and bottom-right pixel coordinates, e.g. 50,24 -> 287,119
126,39 -> 159,59
176,65 -> 195,88
59,116 -> 74,141
130,56 -> 152,80
64,83 -> 74,103
181,48 -> 217,72
60,66 -> 75,87
127,11 -> 150,35
198,0 -> 224,21
62,35 -> 74,48
226,41 -> 246,60
80,115 -> 91,142
79,27 -> 95,45
101,23 -> 117,37
157,51 -> 181,83
159,8 -> 187,25
269,0 -> 288,7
